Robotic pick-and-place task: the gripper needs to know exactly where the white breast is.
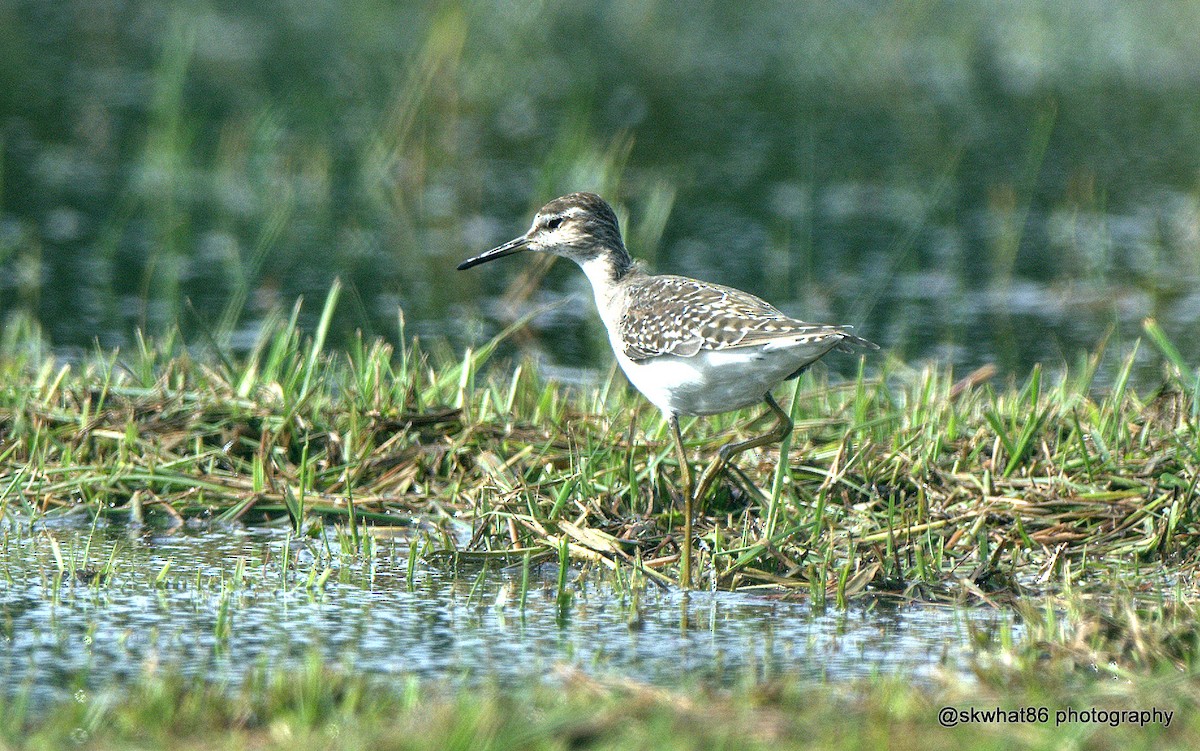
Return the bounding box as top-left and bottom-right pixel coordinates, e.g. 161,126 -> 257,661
611,340 -> 831,417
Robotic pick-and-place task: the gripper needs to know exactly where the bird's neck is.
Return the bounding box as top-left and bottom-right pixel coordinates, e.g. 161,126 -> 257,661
578,246 -> 634,289
577,246 -> 637,323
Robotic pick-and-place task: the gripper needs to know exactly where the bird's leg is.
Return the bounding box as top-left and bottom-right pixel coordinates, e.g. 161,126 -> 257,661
668,414 -> 694,589
668,415 -> 694,502
692,393 -> 794,511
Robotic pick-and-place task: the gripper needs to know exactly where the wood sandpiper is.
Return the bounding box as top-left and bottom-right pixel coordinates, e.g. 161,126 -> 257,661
458,192 -> 877,587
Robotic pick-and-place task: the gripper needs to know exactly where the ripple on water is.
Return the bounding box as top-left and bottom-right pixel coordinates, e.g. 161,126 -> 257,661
0,521 -> 1014,710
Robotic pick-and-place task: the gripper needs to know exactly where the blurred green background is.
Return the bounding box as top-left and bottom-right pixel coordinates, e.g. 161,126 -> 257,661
2,0 -> 1198,378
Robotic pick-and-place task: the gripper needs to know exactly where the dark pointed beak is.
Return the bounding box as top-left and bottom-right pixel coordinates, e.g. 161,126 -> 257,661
457,234 -> 531,270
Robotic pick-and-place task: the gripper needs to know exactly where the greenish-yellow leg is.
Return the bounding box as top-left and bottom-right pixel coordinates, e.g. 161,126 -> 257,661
668,415 -> 694,588
691,393 -> 794,514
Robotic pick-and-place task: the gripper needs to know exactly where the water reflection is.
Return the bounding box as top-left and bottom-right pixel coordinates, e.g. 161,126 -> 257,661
0,522 -> 1012,709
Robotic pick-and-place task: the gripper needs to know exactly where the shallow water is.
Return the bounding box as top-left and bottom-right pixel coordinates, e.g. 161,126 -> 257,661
0,519 -> 1011,709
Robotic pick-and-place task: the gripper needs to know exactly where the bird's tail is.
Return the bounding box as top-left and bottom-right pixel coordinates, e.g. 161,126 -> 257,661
834,329 -> 880,353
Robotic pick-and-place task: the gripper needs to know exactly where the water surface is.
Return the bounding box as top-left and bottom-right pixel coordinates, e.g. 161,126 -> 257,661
1,520 -> 1011,709
3,1 -> 1199,380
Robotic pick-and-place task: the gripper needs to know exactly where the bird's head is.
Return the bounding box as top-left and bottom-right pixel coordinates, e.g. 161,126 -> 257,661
457,192 -> 630,273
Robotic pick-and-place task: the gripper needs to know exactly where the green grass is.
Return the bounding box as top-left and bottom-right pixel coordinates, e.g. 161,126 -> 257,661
2,649 -> 1198,751
4,4 -> 1200,744
1,288 -> 1197,601
2,292 -> 1200,747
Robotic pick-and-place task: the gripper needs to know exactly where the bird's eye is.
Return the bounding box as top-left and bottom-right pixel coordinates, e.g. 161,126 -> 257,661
546,216 -> 564,230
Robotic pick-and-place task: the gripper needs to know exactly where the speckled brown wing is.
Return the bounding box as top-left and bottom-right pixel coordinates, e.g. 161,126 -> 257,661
618,275 -> 865,361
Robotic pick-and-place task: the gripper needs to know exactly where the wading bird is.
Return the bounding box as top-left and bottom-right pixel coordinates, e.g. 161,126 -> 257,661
458,193 -> 876,587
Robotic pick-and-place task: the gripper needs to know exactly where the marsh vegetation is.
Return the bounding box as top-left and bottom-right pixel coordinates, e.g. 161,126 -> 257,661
4,1 -> 1200,747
